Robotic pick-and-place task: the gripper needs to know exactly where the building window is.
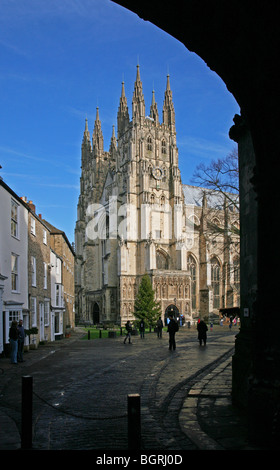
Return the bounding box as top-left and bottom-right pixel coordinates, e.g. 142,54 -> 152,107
44,299 -> 50,326
30,297 -> 37,326
30,217 -> 36,235
43,229 -> 47,245
187,255 -> 197,310
233,257 -> 240,305
156,251 -> 168,269
147,136 -> 152,151
11,199 -> 19,238
31,256 -> 36,287
55,284 -> 63,307
11,253 -> 19,291
8,310 -> 21,326
43,262 -> 47,289
161,139 -> 166,154
211,257 -> 221,309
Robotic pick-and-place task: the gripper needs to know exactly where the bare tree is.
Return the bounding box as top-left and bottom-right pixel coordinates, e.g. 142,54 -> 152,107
193,147 -> 239,211
192,146 -> 239,238
192,147 -> 240,307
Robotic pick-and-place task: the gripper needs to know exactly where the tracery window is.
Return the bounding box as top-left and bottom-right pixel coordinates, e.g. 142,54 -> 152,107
156,251 -> 168,269
147,136 -> 152,151
233,257 -> 240,305
161,139 -> 166,154
211,257 -> 221,309
187,255 -> 197,310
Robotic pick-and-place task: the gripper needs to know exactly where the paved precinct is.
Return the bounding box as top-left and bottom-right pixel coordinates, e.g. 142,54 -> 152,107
0,325 -> 261,451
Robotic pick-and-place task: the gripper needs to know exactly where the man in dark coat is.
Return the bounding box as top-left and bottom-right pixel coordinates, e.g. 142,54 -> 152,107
197,319 -> 208,346
167,314 -> 178,350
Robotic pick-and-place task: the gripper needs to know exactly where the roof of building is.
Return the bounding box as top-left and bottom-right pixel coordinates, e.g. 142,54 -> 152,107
182,184 -> 238,209
42,219 -> 75,256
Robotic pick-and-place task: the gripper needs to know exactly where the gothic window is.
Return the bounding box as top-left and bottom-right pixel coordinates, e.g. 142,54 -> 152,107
161,139 -> 166,154
212,217 -> 221,227
150,194 -> 155,204
106,215 -> 109,239
156,251 -> 168,269
160,195 -> 165,205
187,255 -> 197,310
233,257 -> 240,304
211,257 -> 221,309
162,166 -> 167,182
147,136 -> 152,151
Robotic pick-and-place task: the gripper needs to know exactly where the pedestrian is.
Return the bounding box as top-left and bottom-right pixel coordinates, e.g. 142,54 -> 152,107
123,320 -> 132,344
139,319 -> 145,338
9,321 -> 19,364
167,314 -> 178,351
197,318 -> 208,346
157,317 -> 163,338
17,319 -> 25,362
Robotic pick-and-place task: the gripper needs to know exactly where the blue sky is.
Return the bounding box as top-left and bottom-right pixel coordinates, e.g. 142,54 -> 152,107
0,0 -> 239,245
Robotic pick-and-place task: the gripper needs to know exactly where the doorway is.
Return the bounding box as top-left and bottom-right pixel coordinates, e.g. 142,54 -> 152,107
165,304 -> 179,325
92,302 -> 100,325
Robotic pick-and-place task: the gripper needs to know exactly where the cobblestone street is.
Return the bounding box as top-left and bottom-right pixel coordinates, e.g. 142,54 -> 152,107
0,326 -> 251,452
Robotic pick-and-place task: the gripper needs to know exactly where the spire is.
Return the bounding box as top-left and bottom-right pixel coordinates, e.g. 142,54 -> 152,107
117,81 -> 130,139
92,107 -> 104,153
132,64 -> 145,124
81,117 -> 92,166
82,117 -> 91,146
150,89 -> 159,124
162,74 -> 175,132
109,125 -> 117,153
109,125 -> 117,169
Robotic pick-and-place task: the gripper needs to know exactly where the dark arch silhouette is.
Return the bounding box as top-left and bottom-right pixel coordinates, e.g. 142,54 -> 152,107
91,302 -> 100,325
113,0 -> 280,448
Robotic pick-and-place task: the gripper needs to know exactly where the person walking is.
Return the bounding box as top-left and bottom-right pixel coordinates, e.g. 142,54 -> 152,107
167,314 -> 178,351
197,318 -> 208,346
157,317 -> 163,338
123,320 -> 132,344
17,319 -> 25,362
9,321 -> 19,364
139,319 -> 145,338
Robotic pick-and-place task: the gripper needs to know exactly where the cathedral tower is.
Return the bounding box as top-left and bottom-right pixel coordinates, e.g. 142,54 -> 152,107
75,66 -> 238,327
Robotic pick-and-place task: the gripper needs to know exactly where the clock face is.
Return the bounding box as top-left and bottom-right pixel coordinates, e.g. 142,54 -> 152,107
152,166 -> 163,180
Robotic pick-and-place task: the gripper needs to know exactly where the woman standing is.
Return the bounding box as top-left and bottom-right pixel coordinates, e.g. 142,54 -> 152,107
9,321 -> 19,364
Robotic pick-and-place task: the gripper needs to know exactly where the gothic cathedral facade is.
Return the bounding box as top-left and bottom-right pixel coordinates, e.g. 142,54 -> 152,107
75,66 -> 240,326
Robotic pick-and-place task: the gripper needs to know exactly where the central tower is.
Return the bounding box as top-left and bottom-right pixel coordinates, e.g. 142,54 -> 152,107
75,66 -> 191,325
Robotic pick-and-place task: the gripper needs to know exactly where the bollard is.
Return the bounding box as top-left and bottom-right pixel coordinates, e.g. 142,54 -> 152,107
127,394 -> 141,450
99,329 -> 102,338
88,330 -> 90,340
21,375 -> 33,449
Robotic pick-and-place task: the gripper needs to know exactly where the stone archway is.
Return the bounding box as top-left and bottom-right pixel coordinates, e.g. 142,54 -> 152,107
113,0 -> 280,447
91,302 -> 100,325
165,304 -> 179,325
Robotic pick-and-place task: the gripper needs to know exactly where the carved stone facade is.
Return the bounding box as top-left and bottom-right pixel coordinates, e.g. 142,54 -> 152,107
75,66 -> 239,325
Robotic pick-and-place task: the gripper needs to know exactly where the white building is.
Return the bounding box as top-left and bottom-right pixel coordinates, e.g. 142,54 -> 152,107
50,249 -> 65,340
0,179 -> 29,355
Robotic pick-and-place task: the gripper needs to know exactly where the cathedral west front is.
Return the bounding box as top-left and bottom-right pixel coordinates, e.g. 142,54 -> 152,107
74,66 -> 240,326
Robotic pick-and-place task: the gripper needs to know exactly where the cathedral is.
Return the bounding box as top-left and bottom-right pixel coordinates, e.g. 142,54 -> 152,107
74,66 -> 240,326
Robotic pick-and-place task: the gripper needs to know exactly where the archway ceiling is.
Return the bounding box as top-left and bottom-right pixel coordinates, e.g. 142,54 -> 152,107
112,1 -> 280,146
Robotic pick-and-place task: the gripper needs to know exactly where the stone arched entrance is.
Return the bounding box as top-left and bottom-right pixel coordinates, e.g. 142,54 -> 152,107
91,302 -> 100,325
164,304 -> 179,325
113,1 -> 280,447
